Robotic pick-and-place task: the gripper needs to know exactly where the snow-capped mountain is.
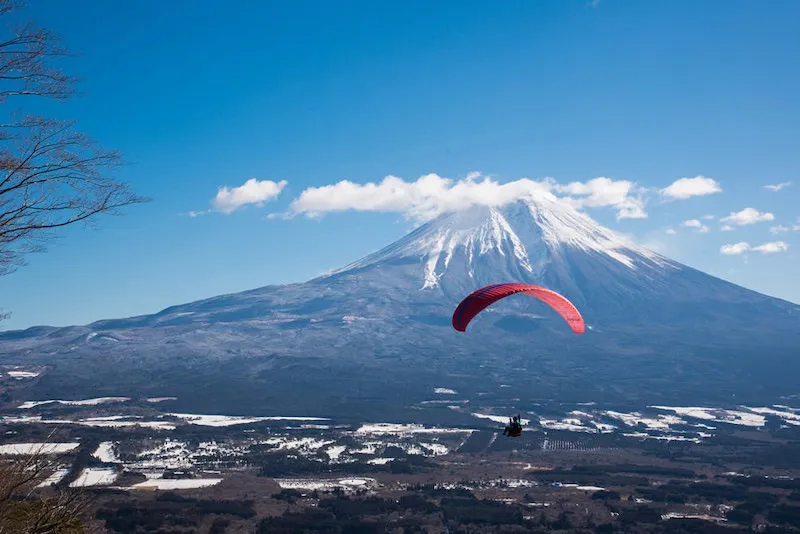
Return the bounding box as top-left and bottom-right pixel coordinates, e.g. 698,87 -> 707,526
327,193 -> 677,304
1,193 -> 798,415
314,193 -> 796,334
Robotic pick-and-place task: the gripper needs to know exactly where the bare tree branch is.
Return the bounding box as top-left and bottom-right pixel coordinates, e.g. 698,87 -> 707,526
0,0 -> 75,103
0,429 -> 92,533
0,0 -> 149,322
0,115 -> 149,277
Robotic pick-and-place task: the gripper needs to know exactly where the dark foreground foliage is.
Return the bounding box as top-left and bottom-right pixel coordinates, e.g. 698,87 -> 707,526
95,492 -> 255,533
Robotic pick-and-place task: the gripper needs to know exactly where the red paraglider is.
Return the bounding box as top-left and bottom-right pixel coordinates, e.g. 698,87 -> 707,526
452,283 -> 585,334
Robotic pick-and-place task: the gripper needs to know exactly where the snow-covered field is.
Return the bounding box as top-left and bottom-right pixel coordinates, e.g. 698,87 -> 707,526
354,423 -> 474,436
70,468 -> 118,487
128,478 -> 223,490
7,370 -> 40,379
1,400 -> 798,494
37,468 -> 70,488
93,441 -> 119,463
168,413 -> 330,426
650,406 -> 766,428
471,413 -> 531,426
1,414 -> 177,430
275,477 -> 377,491
450,403 -> 800,443
0,442 -> 80,455
18,397 -> 131,409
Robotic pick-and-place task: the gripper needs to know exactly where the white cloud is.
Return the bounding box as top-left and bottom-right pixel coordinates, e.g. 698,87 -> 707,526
720,225 -> 734,231
552,177 -> 647,220
720,242 -> 751,255
681,219 -> 710,233
770,225 -> 789,234
209,178 -> 287,214
660,176 -> 722,200
286,173 -> 645,222
288,173 -> 548,221
700,214 -> 715,220
720,207 -> 774,226
720,241 -> 789,255
665,228 -> 677,235
753,241 -> 789,253
763,181 -> 792,192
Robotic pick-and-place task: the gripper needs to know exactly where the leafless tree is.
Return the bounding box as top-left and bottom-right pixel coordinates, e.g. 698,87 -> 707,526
0,431 -> 93,533
0,2 -> 139,530
0,0 -> 148,285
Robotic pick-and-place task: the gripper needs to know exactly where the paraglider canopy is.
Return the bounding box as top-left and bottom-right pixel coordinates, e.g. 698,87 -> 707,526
452,283 -> 585,334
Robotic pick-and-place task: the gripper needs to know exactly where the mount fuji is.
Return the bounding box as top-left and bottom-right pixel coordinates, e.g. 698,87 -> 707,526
1,193 -> 799,419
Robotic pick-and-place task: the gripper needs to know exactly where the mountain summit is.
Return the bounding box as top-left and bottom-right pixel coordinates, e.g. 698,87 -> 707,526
331,194 -> 673,293
1,195 -> 799,415
318,194 -> 795,335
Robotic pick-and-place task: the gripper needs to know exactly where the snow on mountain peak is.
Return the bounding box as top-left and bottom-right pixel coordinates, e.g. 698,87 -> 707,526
329,193 -> 675,289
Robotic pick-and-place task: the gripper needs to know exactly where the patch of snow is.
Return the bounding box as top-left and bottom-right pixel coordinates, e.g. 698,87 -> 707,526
18,397 -> 130,409
325,445 -> 347,461
354,423 -> 474,435
275,477 -> 377,491
420,443 -> 449,456
622,432 -> 703,443
81,420 -> 176,430
555,483 -> 606,491
592,422 -> 617,433
37,468 -> 70,488
539,417 -> 595,433
0,442 -> 80,455
743,406 -> 800,426
145,397 -> 177,403
339,478 -> 370,486
7,370 -> 39,379
650,406 -> 766,428
471,413 -> 531,425
263,437 -> 336,452
603,410 -> 685,430
69,468 -> 117,487
86,332 -> 118,343
500,479 -> 538,488
343,315 -> 370,323
1,415 -> 176,431
351,443 -> 379,455
93,441 -> 119,463
129,478 -> 223,490
169,413 -> 270,427
434,387 -> 457,395
168,413 -> 329,427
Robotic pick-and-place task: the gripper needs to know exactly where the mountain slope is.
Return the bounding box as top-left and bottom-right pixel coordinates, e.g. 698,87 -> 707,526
1,193 -> 798,416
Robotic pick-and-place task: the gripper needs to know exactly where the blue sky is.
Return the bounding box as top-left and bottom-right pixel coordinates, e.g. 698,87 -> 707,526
1,0 -> 798,330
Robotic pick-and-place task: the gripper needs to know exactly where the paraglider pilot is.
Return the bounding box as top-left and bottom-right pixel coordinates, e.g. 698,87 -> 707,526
503,414 -> 523,437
